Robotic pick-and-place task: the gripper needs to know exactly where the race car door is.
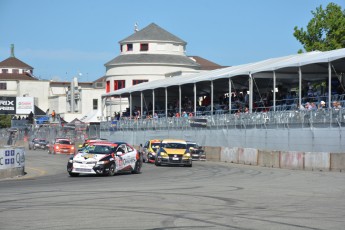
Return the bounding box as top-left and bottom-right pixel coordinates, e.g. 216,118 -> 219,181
116,144 -> 136,171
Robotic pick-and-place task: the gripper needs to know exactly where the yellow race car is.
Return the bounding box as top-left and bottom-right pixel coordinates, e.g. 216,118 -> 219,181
155,139 -> 192,167
142,139 -> 161,163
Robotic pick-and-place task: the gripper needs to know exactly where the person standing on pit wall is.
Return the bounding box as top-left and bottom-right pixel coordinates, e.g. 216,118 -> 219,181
52,110 -> 56,122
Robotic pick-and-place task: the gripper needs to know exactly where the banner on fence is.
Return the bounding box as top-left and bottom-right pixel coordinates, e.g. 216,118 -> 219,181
0,148 -> 25,169
189,118 -> 207,128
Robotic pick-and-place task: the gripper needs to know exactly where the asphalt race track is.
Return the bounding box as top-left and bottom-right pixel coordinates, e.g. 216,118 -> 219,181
1,149 -> 345,230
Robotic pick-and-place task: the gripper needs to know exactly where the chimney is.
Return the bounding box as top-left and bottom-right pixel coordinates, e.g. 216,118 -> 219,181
134,23 -> 138,32
10,44 -> 15,57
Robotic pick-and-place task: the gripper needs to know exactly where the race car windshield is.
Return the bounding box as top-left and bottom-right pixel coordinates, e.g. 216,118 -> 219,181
187,143 -> 197,148
162,143 -> 186,149
59,140 -> 71,145
87,145 -> 115,154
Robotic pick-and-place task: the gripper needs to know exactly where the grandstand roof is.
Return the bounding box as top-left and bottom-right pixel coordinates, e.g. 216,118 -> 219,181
102,48 -> 345,97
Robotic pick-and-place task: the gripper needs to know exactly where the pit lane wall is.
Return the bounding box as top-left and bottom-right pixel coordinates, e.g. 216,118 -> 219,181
102,127 -> 345,172
220,148 -> 344,171
0,147 -> 25,179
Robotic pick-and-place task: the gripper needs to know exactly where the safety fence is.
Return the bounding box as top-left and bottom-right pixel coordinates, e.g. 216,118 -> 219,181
100,108 -> 345,131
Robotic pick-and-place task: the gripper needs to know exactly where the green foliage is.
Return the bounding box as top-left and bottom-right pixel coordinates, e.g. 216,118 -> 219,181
0,115 -> 12,128
294,3 -> 345,52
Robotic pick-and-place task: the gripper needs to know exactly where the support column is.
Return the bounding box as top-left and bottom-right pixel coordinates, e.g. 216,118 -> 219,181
211,81 -> 214,115
119,95 -> 122,117
229,78 -> 232,113
152,90 -> 155,116
249,74 -> 253,113
273,71 -> 276,111
328,62 -> 332,108
165,87 -> 168,118
299,67 -> 302,108
194,83 -> 197,115
179,85 -> 182,115
129,93 -> 132,119
140,92 -> 143,119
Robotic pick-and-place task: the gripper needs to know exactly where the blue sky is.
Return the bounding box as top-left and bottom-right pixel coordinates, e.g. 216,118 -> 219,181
1,0 -> 344,82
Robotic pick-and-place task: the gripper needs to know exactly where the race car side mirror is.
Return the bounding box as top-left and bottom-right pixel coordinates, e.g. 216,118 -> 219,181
116,152 -> 123,156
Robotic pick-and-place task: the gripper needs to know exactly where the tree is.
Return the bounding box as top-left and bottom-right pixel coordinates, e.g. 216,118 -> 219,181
293,3 -> 345,53
0,115 -> 12,128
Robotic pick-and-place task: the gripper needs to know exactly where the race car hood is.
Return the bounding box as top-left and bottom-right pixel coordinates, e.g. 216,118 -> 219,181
73,152 -> 109,162
163,148 -> 186,155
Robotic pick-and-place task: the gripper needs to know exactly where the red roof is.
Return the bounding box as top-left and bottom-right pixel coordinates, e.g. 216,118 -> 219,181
188,56 -> 228,70
0,73 -> 38,81
0,57 -> 33,69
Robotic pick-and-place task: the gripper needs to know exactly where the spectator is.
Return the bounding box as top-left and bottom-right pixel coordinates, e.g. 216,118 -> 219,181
318,101 -> 326,110
52,110 -> 56,121
153,113 -> 158,119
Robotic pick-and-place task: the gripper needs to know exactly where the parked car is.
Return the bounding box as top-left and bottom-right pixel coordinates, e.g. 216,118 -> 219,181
48,138 -> 75,155
155,139 -> 192,167
67,141 -> 142,177
187,141 -> 205,160
142,139 -> 161,163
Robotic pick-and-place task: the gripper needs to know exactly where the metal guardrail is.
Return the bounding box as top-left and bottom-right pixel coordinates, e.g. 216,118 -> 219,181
100,108 -> 345,131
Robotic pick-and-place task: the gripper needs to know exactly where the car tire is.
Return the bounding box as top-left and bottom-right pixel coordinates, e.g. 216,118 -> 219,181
155,160 -> 161,166
33,146 -> 36,150
69,172 -> 79,177
132,154 -> 143,174
108,163 -> 116,176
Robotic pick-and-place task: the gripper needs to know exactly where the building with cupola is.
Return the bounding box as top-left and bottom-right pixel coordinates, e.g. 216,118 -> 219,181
102,23 -> 223,117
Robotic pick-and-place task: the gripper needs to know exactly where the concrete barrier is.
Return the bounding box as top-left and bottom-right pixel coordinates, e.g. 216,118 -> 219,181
280,151 -> 304,170
204,146 -> 221,162
220,147 -> 239,163
330,153 -> 345,172
0,146 -> 25,179
258,150 -> 280,168
239,148 -> 258,165
304,152 -> 330,171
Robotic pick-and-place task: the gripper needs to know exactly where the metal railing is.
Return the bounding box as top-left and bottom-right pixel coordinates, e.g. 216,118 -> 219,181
101,108 -> 345,131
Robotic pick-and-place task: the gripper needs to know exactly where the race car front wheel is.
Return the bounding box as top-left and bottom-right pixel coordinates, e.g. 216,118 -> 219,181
132,154 -> 143,174
108,163 -> 116,176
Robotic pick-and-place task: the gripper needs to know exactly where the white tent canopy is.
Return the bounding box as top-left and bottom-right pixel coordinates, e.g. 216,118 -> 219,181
102,48 -> 345,97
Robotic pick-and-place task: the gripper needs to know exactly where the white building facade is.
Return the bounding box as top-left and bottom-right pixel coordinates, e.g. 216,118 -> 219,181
103,23 -> 201,117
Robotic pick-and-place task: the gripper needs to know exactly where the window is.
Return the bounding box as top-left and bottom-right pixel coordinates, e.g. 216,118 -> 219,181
0,82 -> 7,90
133,80 -> 148,85
120,45 -> 123,52
114,80 -> 125,90
2,69 -> 8,74
127,44 -> 133,51
93,99 -> 98,110
106,81 -> 110,93
12,69 -> 19,74
140,43 -> 148,51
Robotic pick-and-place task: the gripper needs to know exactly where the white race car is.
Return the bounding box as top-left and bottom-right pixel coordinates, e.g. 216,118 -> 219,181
67,141 -> 142,177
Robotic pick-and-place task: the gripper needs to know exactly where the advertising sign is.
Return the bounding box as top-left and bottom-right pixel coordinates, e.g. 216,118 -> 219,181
16,97 -> 34,114
0,97 -> 16,115
189,118 -> 207,128
0,148 -> 25,169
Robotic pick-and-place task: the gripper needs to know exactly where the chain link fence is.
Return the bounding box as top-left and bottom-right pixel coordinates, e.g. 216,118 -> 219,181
100,108 -> 345,132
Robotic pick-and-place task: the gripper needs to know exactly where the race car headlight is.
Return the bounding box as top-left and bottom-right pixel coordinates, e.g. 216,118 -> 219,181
68,159 -> 73,163
184,153 -> 191,157
160,152 -> 168,157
